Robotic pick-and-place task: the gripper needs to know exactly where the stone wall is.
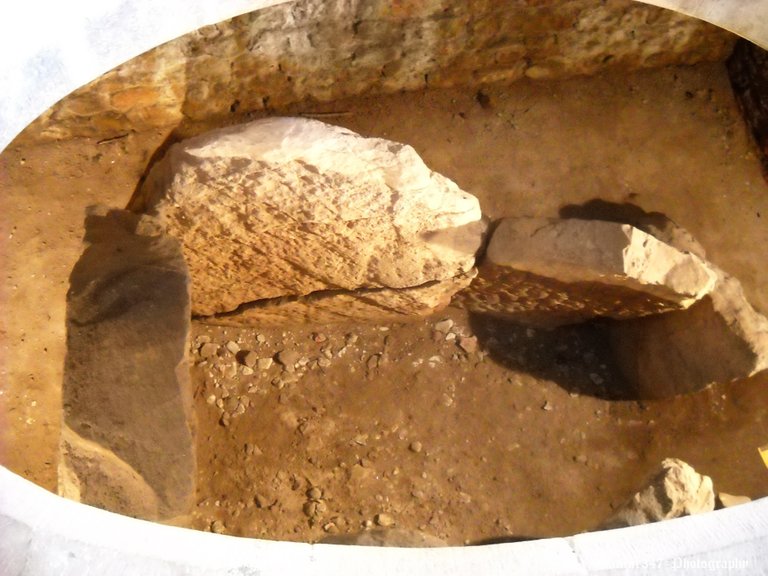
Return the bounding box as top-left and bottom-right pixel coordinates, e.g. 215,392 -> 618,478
27,0 -> 735,141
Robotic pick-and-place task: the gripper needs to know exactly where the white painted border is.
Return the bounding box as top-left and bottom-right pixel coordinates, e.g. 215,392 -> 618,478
2,465 -> 766,575
1,0 -> 768,574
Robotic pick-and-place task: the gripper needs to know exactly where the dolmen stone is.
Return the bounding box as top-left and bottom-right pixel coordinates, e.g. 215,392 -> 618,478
608,265 -> 768,397
60,207 -> 195,520
454,217 -> 716,328
131,117 -> 484,322
600,458 -> 715,529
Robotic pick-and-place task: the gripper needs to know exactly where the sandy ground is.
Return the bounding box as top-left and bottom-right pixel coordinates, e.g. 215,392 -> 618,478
1,62 -> 767,541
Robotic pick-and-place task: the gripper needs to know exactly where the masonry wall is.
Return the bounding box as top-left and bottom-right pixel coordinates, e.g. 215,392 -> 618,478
26,0 -> 735,141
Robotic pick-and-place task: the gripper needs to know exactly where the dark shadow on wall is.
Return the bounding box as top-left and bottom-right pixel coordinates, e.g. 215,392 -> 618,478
466,312 -> 638,401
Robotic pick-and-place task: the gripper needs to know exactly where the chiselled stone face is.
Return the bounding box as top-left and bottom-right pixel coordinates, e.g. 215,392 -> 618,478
454,217 -> 717,328
134,117 -> 485,321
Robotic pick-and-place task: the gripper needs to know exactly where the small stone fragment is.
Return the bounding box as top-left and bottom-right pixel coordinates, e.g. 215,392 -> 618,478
242,366 -> 254,376
303,501 -> 318,517
225,341 -> 240,354
276,350 -> 300,369
307,486 -> 323,500
199,343 -> 219,359
717,493 -> 752,508
409,441 -> 423,453
242,351 -> 259,368
257,357 -> 273,371
367,354 -> 380,370
318,357 -> 332,368
313,333 -> 328,343
206,394 -> 216,405
210,520 -> 226,534
434,319 -> 454,333
374,513 -> 395,527
256,334 -> 266,344
458,336 -> 478,354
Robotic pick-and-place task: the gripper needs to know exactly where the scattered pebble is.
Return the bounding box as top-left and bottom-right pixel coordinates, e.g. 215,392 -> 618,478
242,366 -> 254,376
242,351 -> 259,368
226,341 -> 241,354
313,333 -> 328,343
276,350 -> 300,369
307,486 -> 323,500
256,334 -> 266,344
303,501 -> 318,517
199,343 -> 219,359
257,357 -> 274,371
375,513 -> 395,527
409,441 -> 423,453
542,401 -> 553,411
318,357 -> 332,368
434,319 -> 454,333
206,394 -> 217,405
458,336 -> 478,354
210,520 -> 226,534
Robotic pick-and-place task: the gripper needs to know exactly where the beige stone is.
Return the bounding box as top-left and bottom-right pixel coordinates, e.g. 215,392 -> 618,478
63,207 -> 195,519
455,218 -> 716,327
28,0 -> 734,142
609,266 -> 768,398
134,117 -> 483,317
322,528 -> 447,548
600,458 -> 715,529
717,493 -> 752,508
204,272 -> 476,327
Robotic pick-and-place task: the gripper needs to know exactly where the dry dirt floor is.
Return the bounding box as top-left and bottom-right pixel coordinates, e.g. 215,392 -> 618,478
1,61 -> 767,545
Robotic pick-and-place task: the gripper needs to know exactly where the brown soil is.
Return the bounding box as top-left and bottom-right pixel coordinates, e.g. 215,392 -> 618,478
2,62 -> 767,542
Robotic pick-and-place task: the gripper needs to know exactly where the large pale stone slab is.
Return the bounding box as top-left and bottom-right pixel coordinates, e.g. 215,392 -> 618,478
600,458 -> 715,529
609,266 -> 768,397
454,218 -> 716,327
132,117 -> 484,317
62,207 -> 195,519
205,273 -> 475,327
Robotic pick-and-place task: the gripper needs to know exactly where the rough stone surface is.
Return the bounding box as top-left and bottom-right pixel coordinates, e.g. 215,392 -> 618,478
609,265 -> 768,398
454,218 -> 716,327
62,207 -> 195,519
600,458 -> 715,529
133,117 -> 483,317
203,273 -> 475,327
26,0 -> 735,142
322,528 -> 447,548
59,426 -> 160,519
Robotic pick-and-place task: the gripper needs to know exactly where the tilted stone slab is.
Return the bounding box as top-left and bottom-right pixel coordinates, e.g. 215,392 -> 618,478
62,207 -> 195,519
609,265 -> 768,398
205,273 -> 476,327
131,117 -> 484,317
454,217 -> 716,327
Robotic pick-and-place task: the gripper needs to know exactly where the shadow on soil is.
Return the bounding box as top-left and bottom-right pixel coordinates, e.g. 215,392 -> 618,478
467,312 -> 638,401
